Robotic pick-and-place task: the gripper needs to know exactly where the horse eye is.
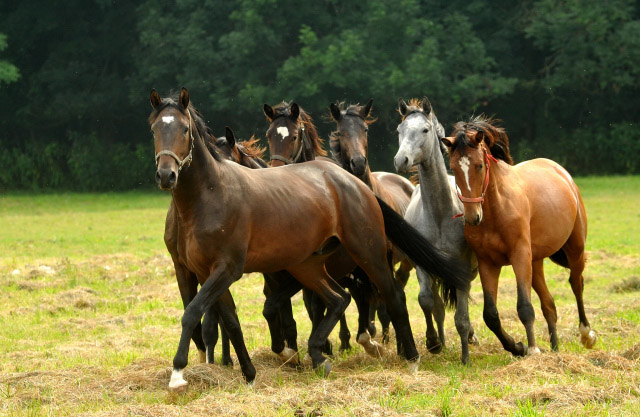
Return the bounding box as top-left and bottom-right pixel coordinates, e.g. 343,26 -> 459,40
183,126 -> 189,134
423,128 -> 429,133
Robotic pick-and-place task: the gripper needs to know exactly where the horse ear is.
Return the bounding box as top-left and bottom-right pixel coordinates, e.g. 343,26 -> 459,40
363,98 -> 373,118
179,87 -> 190,109
421,96 -> 432,114
263,104 -> 275,122
150,89 -> 162,109
475,131 -> 485,145
290,102 -> 300,120
330,102 -> 342,121
398,98 -> 408,116
225,126 -> 236,147
441,136 -> 455,148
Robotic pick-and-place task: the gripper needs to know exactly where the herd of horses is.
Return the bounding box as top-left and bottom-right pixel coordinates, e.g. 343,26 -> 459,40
149,88 -> 597,392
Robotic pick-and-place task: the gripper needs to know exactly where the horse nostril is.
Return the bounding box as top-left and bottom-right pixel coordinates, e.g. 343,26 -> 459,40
168,171 -> 177,184
155,171 -> 162,184
403,156 -> 409,167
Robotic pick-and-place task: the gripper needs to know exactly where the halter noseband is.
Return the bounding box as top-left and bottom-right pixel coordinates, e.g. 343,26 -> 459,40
155,109 -> 194,172
456,145 -> 498,205
270,123 -> 309,165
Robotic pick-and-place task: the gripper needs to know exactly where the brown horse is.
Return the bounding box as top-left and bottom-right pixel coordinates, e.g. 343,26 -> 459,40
263,101 -> 387,355
165,123 -> 271,365
329,99 -> 415,343
152,88 -> 468,390
442,116 -> 597,356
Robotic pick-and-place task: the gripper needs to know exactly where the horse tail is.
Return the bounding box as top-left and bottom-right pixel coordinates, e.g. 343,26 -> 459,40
549,249 -> 570,268
376,196 -> 470,307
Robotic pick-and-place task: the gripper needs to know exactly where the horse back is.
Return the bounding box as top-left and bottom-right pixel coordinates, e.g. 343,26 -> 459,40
371,171 -> 414,216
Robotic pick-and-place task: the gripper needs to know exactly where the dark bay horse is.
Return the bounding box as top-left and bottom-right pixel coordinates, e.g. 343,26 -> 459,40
393,97 -> 478,364
165,124 -> 270,364
442,116 -> 597,356
329,99 -> 415,344
263,101 -> 383,355
152,88 -> 469,390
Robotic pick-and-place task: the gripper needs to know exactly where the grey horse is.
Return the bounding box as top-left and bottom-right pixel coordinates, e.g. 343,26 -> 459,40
393,97 -> 478,364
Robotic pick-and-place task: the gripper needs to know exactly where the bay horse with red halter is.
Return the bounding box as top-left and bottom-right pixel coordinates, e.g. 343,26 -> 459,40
441,116 -> 597,356
152,88 -> 469,390
329,99 -> 416,344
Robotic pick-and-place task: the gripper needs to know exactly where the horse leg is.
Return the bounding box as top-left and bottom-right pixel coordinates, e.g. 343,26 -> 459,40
416,267 -> 442,353
565,249 -> 596,348
532,259 -> 558,351
345,270 -> 383,357
215,290 -> 254,379
201,307 -> 219,364
287,264 -> 350,376
338,313 -> 351,352
479,262 -> 527,356
170,264 -> 250,391
174,264 -> 207,363
262,273 -> 302,365
307,290 -> 334,356
511,249 -> 538,355
432,279 -> 446,348
454,287 -> 472,365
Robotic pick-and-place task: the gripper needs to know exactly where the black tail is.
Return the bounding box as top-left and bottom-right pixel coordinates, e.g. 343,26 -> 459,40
376,196 -> 470,306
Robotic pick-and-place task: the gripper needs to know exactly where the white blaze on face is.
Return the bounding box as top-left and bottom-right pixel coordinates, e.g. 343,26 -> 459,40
276,126 -> 289,141
406,116 -> 425,131
459,156 -> 472,192
162,116 -> 174,124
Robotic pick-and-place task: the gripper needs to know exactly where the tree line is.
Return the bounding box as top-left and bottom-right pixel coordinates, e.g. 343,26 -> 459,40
1,0 -> 638,191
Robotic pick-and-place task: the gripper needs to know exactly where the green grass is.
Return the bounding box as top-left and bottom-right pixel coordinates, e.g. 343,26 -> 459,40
0,177 -> 639,416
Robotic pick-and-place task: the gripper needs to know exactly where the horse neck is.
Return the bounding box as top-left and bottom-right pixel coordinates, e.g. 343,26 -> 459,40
418,143 -> 461,218
171,132 -> 221,215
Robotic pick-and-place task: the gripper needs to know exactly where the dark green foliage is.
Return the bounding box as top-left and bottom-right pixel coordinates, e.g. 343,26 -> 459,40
0,0 -> 638,190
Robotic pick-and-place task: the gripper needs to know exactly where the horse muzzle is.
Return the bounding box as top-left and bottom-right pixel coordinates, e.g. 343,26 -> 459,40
464,210 -> 483,226
156,166 -> 178,190
393,153 -> 412,174
350,156 -> 367,177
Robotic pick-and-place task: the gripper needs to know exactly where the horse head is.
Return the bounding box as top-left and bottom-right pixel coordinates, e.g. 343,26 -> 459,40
263,102 -> 305,167
329,99 -> 374,178
394,97 -> 445,173
150,87 -> 194,190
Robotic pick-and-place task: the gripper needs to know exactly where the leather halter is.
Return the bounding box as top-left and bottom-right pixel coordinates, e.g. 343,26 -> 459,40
270,123 -> 310,165
456,145 -> 498,204
155,109 -> 194,172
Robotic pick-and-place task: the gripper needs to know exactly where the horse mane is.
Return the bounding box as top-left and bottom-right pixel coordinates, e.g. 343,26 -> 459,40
399,98 -> 426,122
451,115 -> 514,165
148,93 -> 223,162
237,135 -> 267,160
271,102 -> 327,157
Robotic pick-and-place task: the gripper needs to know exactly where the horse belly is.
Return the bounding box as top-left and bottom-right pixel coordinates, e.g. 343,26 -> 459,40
522,162 -> 579,260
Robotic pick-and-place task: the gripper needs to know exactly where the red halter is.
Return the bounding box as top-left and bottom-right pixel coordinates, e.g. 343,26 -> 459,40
452,146 -> 498,219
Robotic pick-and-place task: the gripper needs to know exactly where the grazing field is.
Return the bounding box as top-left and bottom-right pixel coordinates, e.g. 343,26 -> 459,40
1,177 -> 639,417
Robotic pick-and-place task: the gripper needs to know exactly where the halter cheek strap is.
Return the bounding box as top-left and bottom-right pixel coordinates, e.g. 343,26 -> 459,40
452,146 -> 498,219
270,124 -> 308,165
155,110 -> 194,172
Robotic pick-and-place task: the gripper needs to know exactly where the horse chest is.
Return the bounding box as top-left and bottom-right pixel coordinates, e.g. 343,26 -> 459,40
464,228 -> 510,265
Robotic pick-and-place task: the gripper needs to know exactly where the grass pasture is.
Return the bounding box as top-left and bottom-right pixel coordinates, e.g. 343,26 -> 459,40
0,177 -> 639,416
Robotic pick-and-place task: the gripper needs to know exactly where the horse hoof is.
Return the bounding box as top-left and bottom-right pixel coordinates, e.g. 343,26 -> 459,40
469,334 -> 479,345
581,330 -> 597,349
278,347 -> 299,366
357,333 -> 383,358
168,369 -> 188,393
314,360 -> 331,377
426,338 -> 443,354
407,358 -> 420,374
368,322 -> 377,338
221,357 -> 234,367
514,342 -> 527,357
527,346 -> 541,356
